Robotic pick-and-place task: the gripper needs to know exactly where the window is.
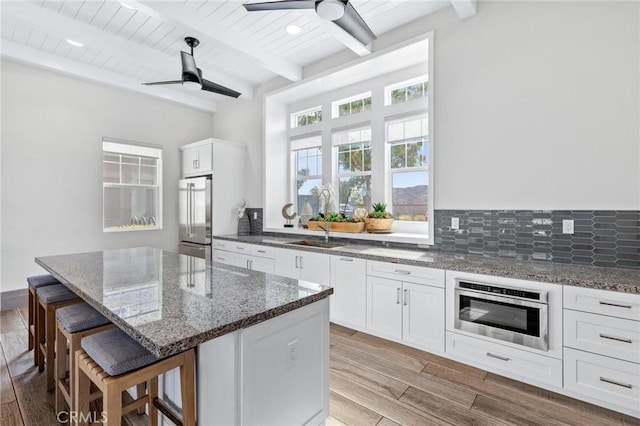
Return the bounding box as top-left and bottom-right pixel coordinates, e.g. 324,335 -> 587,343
385,76 -> 429,105
333,127 -> 372,213
332,92 -> 372,118
386,114 -> 429,222
291,106 -> 322,128
292,135 -> 322,214
103,139 -> 162,232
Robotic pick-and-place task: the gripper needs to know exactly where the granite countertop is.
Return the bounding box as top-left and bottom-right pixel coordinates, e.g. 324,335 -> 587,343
36,247 -> 333,358
214,235 -> 640,294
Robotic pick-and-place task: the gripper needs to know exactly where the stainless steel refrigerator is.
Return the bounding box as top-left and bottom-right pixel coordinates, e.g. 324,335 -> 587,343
178,176 -> 211,259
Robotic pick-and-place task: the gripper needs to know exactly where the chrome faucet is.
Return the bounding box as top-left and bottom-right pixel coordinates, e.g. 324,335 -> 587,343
318,219 -> 330,243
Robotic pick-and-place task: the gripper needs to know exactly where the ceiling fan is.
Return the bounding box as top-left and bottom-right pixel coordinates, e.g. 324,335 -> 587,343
142,37 -> 241,98
243,0 -> 376,46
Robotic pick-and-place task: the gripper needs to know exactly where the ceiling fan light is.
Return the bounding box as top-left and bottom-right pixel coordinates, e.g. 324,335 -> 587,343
182,80 -> 201,91
286,24 -> 301,35
316,0 -> 345,21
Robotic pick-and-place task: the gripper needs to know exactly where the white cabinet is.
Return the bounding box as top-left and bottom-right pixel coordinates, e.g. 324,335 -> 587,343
182,142 -> 213,176
366,261 -> 445,352
212,240 -> 276,274
330,256 -> 366,329
275,249 -> 330,287
562,286 -> 640,418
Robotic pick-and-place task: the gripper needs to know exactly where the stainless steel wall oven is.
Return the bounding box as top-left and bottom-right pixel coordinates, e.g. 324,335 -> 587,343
454,279 -> 549,351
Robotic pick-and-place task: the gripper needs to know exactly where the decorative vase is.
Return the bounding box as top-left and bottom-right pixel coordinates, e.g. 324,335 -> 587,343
237,213 -> 251,235
365,218 -> 393,233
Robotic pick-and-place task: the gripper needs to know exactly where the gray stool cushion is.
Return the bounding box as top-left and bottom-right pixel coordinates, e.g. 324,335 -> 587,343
81,328 -> 158,376
37,284 -> 77,304
27,274 -> 60,290
56,303 -> 110,333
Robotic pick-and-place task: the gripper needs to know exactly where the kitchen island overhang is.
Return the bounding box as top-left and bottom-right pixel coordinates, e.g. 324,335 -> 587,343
35,247 -> 333,425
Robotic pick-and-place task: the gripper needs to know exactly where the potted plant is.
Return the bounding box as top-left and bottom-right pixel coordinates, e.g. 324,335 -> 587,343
365,202 -> 393,233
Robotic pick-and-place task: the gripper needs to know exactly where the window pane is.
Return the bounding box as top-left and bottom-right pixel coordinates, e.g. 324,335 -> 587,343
121,163 -> 139,184
338,103 -> 350,117
121,155 -> 139,164
297,178 -> 322,216
392,171 -> 428,222
391,88 -> 406,104
296,147 -> 321,176
388,122 -> 404,141
140,165 -> 157,185
104,187 -> 158,230
390,143 -> 406,169
337,143 -> 370,173
404,119 -> 423,139
338,149 -> 350,173
405,139 -> 428,168
103,162 -> 119,183
363,97 -> 372,111
339,176 -> 371,215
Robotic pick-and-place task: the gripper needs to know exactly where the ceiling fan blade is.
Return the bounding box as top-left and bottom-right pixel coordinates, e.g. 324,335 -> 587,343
333,1 -> 376,45
243,0 -> 315,12
201,79 -> 241,98
142,81 -> 183,86
181,51 -> 201,84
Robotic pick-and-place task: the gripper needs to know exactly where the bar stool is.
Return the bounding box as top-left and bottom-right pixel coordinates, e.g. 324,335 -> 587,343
75,328 -> 196,426
27,274 -> 60,357
36,284 -> 81,390
55,303 -> 114,416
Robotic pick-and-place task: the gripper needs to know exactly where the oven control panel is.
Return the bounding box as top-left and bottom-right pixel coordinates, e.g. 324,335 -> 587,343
458,281 -> 543,301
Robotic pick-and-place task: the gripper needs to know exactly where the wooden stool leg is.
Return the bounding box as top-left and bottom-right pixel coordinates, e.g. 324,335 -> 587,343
149,377 -> 158,426
136,383 -> 146,415
103,384 -> 122,426
37,301 -> 46,371
46,305 -> 57,391
55,322 -> 67,416
74,352 -> 90,426
28,290 -> 34,351
180,350 -> 196,426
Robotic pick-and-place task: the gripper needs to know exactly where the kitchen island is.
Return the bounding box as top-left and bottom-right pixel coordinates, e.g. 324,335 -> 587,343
36,247 -> 333,426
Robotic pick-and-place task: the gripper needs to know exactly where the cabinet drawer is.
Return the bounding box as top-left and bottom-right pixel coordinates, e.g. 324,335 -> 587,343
213,239 -> 231,250
212,241 -> 276,258
367,260 -> 444,287
564,286 -> 640,321
246,245 -> 277,258
446,332 -> 563,388
212,249 -> 235,266
564,348 -> 640,415
564,310 -> 640,363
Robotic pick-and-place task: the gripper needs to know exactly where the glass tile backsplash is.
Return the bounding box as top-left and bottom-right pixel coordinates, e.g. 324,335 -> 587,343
434,210 -> 639,269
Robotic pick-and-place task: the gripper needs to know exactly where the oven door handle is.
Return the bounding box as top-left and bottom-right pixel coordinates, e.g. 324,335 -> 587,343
454,288 -> 547,309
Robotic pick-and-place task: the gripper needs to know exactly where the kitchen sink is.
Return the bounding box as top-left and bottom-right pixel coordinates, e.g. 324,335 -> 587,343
287,240 -> 344,249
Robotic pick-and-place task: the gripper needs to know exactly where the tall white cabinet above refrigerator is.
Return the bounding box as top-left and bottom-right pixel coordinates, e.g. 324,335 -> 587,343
178,138 -> 246,258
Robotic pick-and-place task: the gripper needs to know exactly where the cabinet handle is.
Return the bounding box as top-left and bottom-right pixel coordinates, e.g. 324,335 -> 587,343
217,256 -> 226,261
236,246 -> 245,250
404,289 -> 408,306
257,250 -> 266,253
599,377 -> 633,389
599,334 -> 633,344
250,260 -> 253,270
300,256 -> 304,269
394,269 -> 411,275
295,256 -> 299,269
599,301 -> 632,309
486,352 -> 510,362
396,288 -> 401,304
193,160 -> 197,169
340,258 -> 354,262
246,260 -> 250,269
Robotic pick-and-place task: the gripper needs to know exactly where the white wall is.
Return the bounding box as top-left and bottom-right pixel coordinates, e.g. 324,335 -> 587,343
214,0 -> 640,211
1,60 -> 213,292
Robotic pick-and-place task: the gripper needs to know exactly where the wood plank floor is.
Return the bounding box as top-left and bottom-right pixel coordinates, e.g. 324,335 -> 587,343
1,308 -> 638,425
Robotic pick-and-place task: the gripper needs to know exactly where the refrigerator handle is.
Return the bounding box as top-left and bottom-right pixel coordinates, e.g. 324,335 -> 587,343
186,183 -> 191,235
190,183 -> 196,235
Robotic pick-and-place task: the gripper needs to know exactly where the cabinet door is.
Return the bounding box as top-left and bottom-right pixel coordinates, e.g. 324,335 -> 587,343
275,249 -> 300,280
213,250 -> 247,269
197,143 -> 213,173
182,147 -> 200,176
366,276 -> 402,340
250,257 -> 275,274
298,251 -> 330,287
331,256 -> 366,329
402,282 -> 444,352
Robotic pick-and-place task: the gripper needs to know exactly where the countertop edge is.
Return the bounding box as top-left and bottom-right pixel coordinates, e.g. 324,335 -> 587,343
213,235 -> 640,294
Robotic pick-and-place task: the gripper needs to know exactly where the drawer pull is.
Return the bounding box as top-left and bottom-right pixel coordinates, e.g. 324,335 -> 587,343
599,377 -> 633,389
486,352 -> 510,362
217,257 -> 226,261
599,301 -> 632,309
257,250 -> 267,253
394,269 -> 411,275
340,258 -> 354,262
236,246 -> 245,250
599,334 -> 632,344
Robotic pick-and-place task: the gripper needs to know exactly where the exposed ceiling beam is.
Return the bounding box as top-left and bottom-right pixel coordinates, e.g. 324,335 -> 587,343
1,40 -> 217,112
451,0 -> 477,20
1,1 -> 253,99
135,1 -> 303,82
320,20 -> 372,57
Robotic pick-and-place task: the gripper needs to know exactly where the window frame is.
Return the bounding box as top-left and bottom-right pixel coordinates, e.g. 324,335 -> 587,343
331,91 -> 372,118
333,126 -> 373,213
102,138 -> 163,232
291,134 -> 323,215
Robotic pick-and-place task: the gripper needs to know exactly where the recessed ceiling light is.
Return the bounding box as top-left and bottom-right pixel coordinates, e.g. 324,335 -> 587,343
66,39 -> 84,47
119,1 -> 137,10
286,24 -> 301,35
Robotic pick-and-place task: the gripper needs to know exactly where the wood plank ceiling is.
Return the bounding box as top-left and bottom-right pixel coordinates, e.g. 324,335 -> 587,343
0,0 -> 470,111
